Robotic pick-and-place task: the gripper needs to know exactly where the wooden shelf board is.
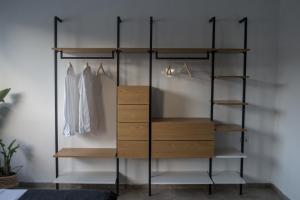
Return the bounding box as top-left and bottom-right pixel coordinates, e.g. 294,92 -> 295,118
152,171 -> 213,185
152,117 -> 212,123
212,171 -> 246,184
214,75 -> 249,79
54,171 -> 116,184
117,48 -> 149,53
153,48 -> 215,54
215,48 -> 250,53
213,100 -> 248,106
53,48 -> 115,53
54,148 -> 116,158
215,124 -> 247,133
215,148 -> 247,159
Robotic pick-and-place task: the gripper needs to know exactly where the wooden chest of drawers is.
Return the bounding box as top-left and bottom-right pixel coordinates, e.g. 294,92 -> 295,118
152,118 -> 215,158
117,86 -> 149,158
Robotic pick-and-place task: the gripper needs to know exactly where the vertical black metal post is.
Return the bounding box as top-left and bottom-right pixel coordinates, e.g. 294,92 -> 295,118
239,17 -> 248,195
116,16 -> 121,196
148,16 -> 153,197
209,16 -> 216,195
54,16 -> 62,190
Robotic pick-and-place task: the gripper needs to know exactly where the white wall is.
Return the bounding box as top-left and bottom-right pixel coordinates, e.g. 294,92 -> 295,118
0,0 -> 280,184
271,0 -> 300,199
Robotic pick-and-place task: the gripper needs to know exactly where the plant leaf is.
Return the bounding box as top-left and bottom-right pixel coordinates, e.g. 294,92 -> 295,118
0,88 -> 11,102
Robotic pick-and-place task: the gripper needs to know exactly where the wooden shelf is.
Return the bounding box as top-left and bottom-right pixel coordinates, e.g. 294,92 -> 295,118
215,123 -> 247,133
215,48 -> 250,53
215,148 -> 247,159
214,75 -> 249,79
53,48 -> 115,53
54,171 -> 116,184
152,117 -> 212,123
212,171 -> 246,184
153,48 -> 214,54
213,100 -> 248,106
152,171 -> 213,185
53,148 -> 116,158
117,48 -> 149,53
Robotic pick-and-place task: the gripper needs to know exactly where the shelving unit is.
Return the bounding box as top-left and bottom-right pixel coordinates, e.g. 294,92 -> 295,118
52,16 -> 120,194
54,171 -> 117,184
152,171 -> 213,185
209,17 -> 249,194
52,15 -> 249,197
53,148 -> 116,158
212,171 -> 246,184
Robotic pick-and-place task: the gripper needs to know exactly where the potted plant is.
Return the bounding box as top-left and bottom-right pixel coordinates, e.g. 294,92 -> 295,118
0,88 -> 21,188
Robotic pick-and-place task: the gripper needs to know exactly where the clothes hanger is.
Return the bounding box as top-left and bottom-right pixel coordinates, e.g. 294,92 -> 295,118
181,63 -> 192,78
96,63 -> 106,76
165,65 -> 175,77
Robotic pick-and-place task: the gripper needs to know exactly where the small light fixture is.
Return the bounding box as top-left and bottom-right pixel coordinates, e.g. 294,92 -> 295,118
165,65 -> 175,77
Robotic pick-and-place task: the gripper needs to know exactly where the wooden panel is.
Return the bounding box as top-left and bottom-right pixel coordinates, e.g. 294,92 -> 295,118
118,123 -> 148,140
153,48 -> 215,53
215,48 -> 250,53
53,148 -> 116,158
53,48 -> 115,53
118,141 -> 148,158
152,141 -> 214,158
118,86 -> 149,105
118,48 -> 149,53
152,118 -> 214,141
118,105 -> 149,122
213,100 -> 248,106
214,75 -> 249,79
215,124 -> 247,133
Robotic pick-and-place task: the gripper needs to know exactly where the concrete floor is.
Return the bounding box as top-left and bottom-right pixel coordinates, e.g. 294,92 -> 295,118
118,186 -> 285,200
19,183 -> 286,200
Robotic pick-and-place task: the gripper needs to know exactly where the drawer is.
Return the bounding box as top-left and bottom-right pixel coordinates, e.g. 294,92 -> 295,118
118,86 -> 149,105
152,141 -> 214,158
118,123 -> 148,140
152,118 -> 214,140
118,141 -> 148,158
118,105 -> 149,122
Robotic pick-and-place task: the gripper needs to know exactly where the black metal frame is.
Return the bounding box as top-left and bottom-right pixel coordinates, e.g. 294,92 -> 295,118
148,16 -> 215,196
239,17 -> 248,195
53,16 -> 119,194
209,16 -> 216,195
209,17 -> 248,195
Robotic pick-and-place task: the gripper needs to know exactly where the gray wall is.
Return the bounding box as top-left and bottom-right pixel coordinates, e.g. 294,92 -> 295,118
272,0 -> 300,199
0,0 -> 279,187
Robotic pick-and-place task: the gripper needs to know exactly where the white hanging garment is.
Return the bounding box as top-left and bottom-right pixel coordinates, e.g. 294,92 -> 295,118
78,64 -> 98,134
63,63 -> 79,136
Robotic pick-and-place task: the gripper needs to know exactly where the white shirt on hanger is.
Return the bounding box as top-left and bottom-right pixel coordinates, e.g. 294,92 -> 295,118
78,64 -> 98,134
63,64 -> 79,136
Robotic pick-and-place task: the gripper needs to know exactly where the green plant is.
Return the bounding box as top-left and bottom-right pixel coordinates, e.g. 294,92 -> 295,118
0,139 -> 20,176
0,88 -> 11,102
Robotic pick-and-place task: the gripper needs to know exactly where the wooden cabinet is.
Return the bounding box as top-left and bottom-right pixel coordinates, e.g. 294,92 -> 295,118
152,141 -> 214,158
118,105 -> 149,122
118,86 -> 149,105
152,118 -> 215,158
118,123 -> 148,140
117,86 -> 149,158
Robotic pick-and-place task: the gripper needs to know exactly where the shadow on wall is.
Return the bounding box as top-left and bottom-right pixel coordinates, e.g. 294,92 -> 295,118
152,87 -> 192,118
0,93 -> 22,132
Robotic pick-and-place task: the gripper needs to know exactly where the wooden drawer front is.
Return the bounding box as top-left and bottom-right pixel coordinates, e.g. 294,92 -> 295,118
152,141 -> 214,158
118,141 -> 148,158
118,105 -> 149,122
118,86 -> 149,105
118,123 -> 148,140
152,122 -> 214,141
